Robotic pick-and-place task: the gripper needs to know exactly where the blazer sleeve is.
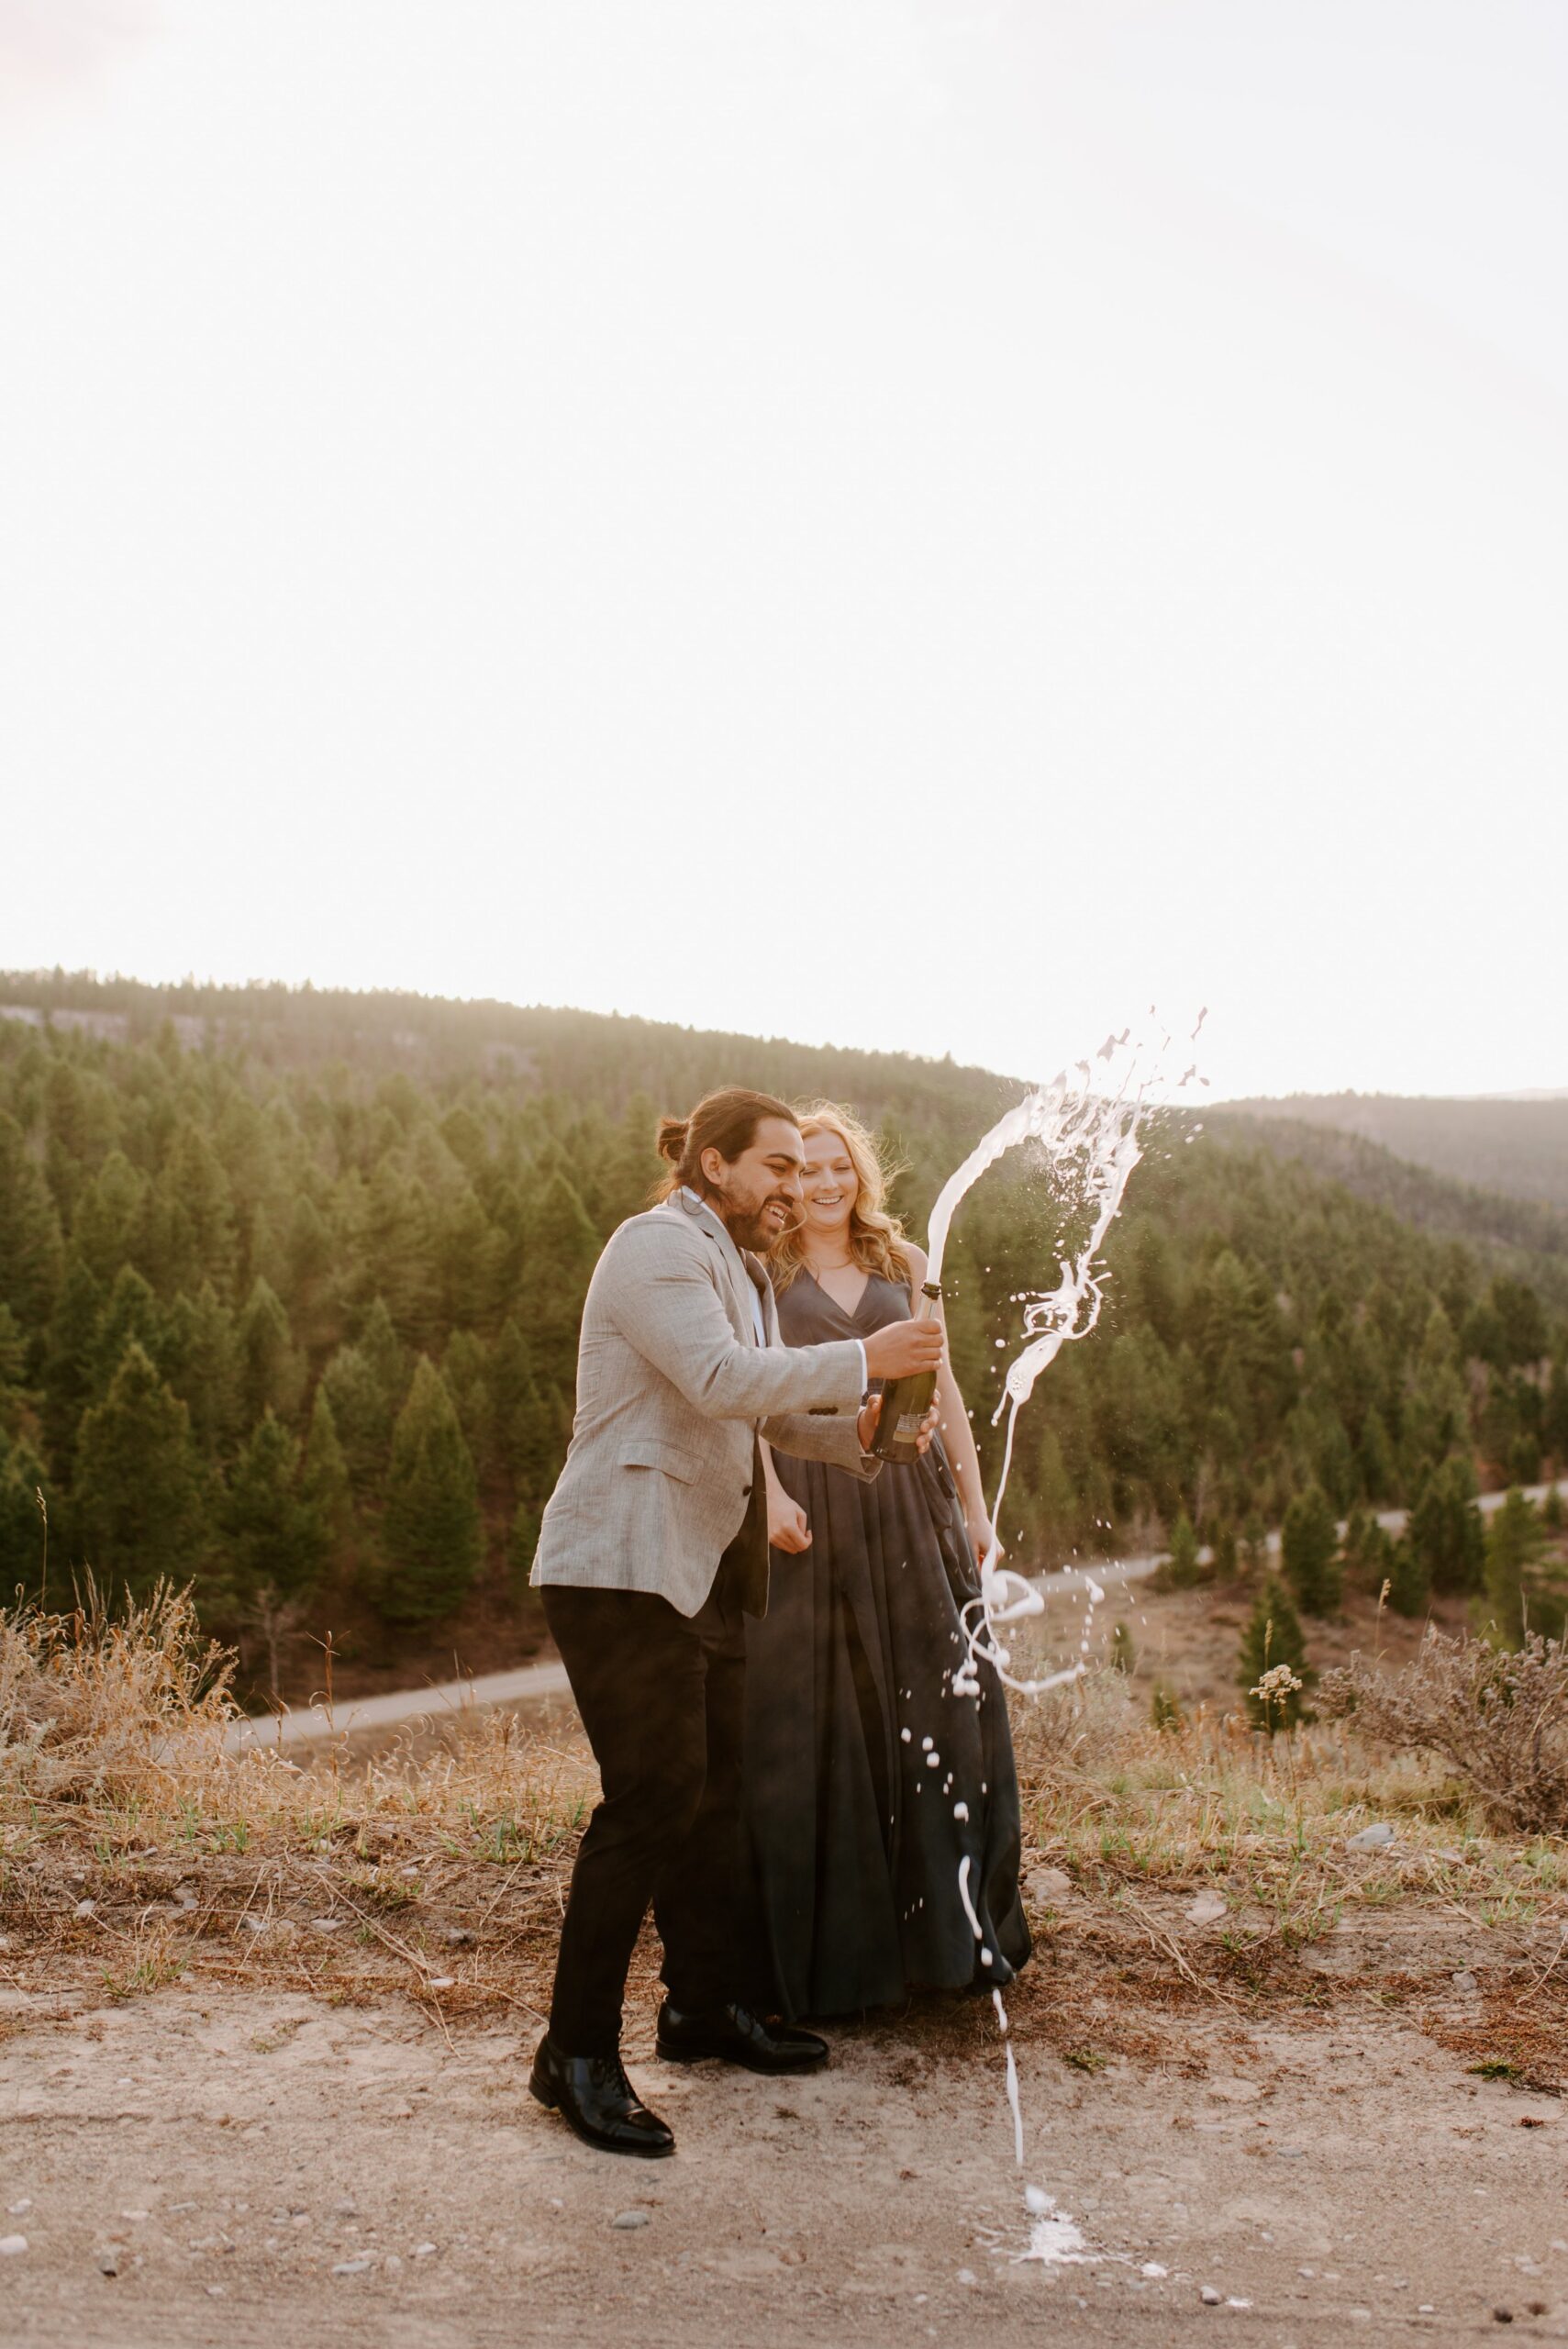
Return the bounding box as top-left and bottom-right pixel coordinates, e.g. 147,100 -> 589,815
761,1407 -> 882,1481
602,1223 -> 866,1422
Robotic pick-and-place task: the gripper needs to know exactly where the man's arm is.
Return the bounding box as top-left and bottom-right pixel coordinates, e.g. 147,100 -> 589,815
603,1223 -> 865,1420
761,1407 -> 881,1481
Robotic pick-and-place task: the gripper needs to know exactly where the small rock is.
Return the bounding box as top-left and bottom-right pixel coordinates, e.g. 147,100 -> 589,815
119,2210 -> 149,2221
0,2237 -> 28,2257
612,2210 -> 651,2231
333,2254 -> 374,2277
240,1914 -> 267,1934
957,2267 -> 977,2285
1226,2299 -> 1252,2311
1495,2311 -> 1514,2325
1140,2261 -> 1168,2278
74,1898 -> 96,1919
1200,2284 -> 1222,2304
205,2284 -> 226,2298
1418,2307 -> 1436,2316
7,2201 -> 32,2217
1187,1891 -> 1228,1925
97,2248 -> 120,2277
1026,1867 -> 1073,1904
443,1928 -> 475,1946
332,2199 -> 358,2218
412,2242 -> 437,2258
426,1976 -> 456,1991
0,1933 -> 10,1953
385,2254 -> 403,2274
1452,1971 -> 1479,1994
311,1918 -> 343,1932
1346,1823 -> 1395,1852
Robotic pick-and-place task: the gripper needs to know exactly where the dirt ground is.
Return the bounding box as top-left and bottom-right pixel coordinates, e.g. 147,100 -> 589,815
6,1573 -> 1568,2347
5,1902 -> 1568,2349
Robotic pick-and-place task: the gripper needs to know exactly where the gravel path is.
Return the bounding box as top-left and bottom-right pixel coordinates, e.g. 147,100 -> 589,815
2,1971 -> 1565,2347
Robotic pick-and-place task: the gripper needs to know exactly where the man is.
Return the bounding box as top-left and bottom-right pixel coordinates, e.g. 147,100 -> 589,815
528,1086 -> 944,2157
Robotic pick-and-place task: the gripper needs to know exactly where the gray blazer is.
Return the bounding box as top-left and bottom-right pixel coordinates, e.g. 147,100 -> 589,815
531,1192 -> 879,1618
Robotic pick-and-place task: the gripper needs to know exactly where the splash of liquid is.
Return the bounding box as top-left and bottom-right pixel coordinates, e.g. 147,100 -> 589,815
930,1014 -> 1205,2262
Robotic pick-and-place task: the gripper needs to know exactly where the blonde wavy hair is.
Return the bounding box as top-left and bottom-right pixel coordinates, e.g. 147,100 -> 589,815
769,1100 -> 914,1296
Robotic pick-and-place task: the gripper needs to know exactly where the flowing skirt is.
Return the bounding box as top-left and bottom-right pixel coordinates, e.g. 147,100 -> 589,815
743,1442 -> 1030,2020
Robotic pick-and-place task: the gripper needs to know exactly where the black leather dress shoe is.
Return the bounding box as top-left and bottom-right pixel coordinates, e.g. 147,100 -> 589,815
529,2034 -> 675,2157
655,2001 -> 828,2075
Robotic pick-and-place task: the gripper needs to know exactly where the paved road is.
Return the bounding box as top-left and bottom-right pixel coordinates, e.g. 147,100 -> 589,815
225,1480 -> 1555,1753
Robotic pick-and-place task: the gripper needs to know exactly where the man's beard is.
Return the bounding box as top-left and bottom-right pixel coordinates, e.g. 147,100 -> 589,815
710,1180 -> 799,1254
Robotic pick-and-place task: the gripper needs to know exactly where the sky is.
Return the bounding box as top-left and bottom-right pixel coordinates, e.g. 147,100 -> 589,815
1,0 -> 1564,1101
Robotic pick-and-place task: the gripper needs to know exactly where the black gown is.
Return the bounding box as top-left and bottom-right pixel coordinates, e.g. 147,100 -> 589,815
742,1268 -> 1030,2019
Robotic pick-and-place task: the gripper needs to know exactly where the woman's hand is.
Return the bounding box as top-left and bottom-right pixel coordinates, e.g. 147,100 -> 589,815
768,1491 -> 813,1554
966,1510 -> 1001,1572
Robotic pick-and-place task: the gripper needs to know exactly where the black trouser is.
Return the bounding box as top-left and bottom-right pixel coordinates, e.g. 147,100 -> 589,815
542,1551 -> 749,2058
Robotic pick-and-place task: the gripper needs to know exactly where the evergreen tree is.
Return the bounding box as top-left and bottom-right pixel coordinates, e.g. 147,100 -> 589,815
1281,1483 -> 1341,1614
90,1265 -> 169,1397
1407,1457 -> 1485,1594
163,1282 -> 239,1452
40,1252 -> 104,1472
71,1149 -> 149,1290
0,1109 -> 64,1326
1361,1409 -> 1398,1503
357,1297 -> 407,1409
220,1409 -> 328,1693
1238,1577 -> 1311,1731
301,1383 -> 352,1539
0,1434 -> 50,1597
234,1276 -> 305,1426
72,1341 -> 207,1598
379,1358 -> 483,1626
1165,1511 -> 1203,1588
0,1303 -> 28,1434
1483,1487 -> 1562,1647
158,1119 -> 239,1296
321,1341 -> 395,1497
513,1170 -> 600,1395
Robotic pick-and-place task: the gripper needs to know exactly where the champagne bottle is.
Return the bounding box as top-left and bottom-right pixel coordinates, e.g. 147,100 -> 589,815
869,1281 -> 942,1464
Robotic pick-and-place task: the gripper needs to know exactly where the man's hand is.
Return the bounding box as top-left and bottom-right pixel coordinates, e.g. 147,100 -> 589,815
768,1491 -> 813,1554
862,1318 -> 944,1382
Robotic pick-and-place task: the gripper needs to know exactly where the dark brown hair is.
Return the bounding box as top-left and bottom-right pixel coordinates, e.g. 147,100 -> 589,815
651,1086 -> 798,1203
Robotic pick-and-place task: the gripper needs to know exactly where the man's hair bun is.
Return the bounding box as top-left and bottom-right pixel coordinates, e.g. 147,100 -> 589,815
655,1115 -> 690,1164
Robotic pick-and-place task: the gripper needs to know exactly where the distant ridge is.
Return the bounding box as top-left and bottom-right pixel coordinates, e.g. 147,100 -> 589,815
1218,1088 -> 1568,1216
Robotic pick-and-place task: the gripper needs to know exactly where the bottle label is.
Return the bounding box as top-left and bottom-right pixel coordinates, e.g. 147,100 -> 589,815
893,1409 -> 925,1442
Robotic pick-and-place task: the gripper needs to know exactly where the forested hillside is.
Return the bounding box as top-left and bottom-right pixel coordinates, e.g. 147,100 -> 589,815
1,977 -> 1564,1698
1224,1090 -> 1568,1213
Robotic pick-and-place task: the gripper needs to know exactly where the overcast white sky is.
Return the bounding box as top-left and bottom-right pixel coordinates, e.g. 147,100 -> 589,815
2,0 -> 1563,1099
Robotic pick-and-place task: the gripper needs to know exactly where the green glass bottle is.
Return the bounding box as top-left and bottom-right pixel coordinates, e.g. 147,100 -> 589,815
869,1281 -> 942,1464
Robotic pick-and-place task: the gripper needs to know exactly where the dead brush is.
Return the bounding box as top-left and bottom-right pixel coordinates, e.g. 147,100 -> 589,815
0,1580 -> 235,1804
1319,1626 -> 1568,1836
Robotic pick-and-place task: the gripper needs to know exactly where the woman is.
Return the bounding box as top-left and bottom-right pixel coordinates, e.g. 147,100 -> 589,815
742,1101 -> 1030,2019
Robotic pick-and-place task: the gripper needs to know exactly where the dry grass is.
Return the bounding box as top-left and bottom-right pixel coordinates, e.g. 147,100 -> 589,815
4,1591 -> 1567,2092
1,1589 -> 595,2029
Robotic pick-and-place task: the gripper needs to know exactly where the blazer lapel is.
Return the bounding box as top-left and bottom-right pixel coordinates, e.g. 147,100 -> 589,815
661,1194 -> 754,1342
